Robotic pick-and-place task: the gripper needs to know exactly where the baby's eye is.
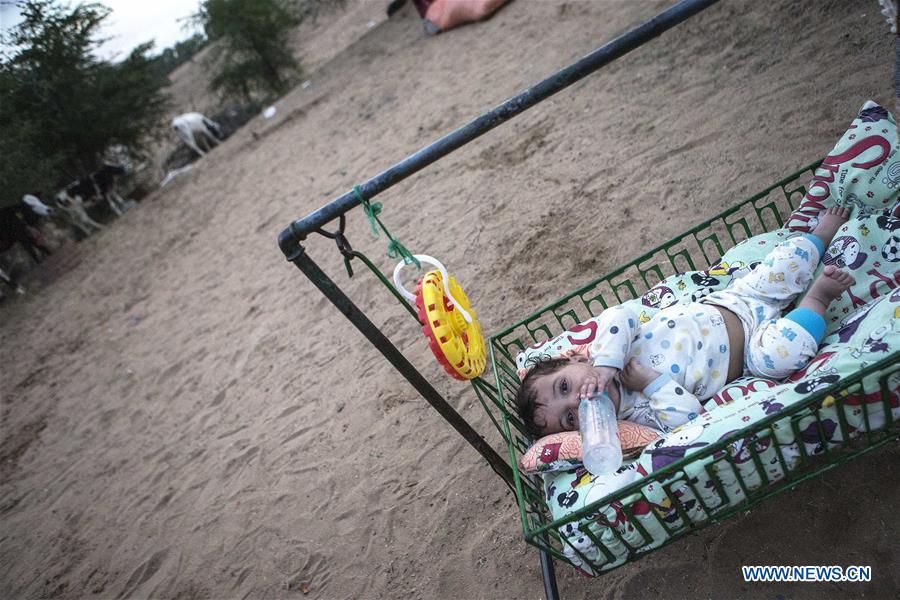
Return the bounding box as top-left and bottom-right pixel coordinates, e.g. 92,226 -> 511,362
565,411 -> 576,428
560,378 -> 569,393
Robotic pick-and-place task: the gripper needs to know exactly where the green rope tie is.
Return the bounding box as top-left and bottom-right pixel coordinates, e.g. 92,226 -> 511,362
354,185 -> 421,269
358,186 -> 382,238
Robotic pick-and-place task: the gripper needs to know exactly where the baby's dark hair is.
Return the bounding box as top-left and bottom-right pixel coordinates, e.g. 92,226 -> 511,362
515,356 -> 572,438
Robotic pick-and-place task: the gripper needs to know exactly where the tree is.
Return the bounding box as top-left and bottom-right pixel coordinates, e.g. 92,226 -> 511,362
96,42 -> 171,151
195,0 -> 301,102
0,0 -> 170,202
153,33 -> 209,78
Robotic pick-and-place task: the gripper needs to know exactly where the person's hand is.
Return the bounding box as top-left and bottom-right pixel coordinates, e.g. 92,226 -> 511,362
579,365 -> 619,400
620,358 -> 660,392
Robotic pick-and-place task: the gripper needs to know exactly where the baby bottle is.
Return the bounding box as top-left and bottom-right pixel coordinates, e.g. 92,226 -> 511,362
579,392 -> 622,476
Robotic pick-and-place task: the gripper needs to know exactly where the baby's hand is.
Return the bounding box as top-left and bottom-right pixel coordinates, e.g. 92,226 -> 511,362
579,365 -> 619,400
620,358 -> 660,392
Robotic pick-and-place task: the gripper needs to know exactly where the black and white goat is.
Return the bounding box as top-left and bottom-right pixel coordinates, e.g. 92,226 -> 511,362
90,164 -> 130,215
54,183 -> 103,236
54,163 -> 130,235
0,202 -> 52,263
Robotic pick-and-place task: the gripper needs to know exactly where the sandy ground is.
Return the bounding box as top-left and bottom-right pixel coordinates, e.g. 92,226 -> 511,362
2,1 -> 898,598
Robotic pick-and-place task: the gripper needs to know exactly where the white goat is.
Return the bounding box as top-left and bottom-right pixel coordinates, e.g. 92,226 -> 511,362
22,194 -> 54,217
171,112 -> 223,157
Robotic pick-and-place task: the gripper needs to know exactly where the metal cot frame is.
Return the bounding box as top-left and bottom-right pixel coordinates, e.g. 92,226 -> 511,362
488,162 -> 899,574
277,0 -> 898,595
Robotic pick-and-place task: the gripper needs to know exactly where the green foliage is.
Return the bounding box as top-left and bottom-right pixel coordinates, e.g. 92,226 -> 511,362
153,33 -> 209,78
0,0 -> 170,202
0,101 -> 65,204
97,42 -> 171,149
195,0 -> 302,101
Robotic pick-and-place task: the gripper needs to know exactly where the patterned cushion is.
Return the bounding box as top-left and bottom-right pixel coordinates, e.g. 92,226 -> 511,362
518,422 -> 662,474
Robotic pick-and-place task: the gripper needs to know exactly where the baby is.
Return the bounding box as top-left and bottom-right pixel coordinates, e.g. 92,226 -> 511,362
516,206 -> 855,438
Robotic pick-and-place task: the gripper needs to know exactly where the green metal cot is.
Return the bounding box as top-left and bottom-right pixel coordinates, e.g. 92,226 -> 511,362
484,161 -> 899,575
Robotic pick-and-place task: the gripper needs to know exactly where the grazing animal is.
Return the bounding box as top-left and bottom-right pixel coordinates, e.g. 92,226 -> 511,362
22,194 -> 54,217
171,112 -> 223,157
54,187 -> 103,236
53,162 -> 130,233
0,204 -> 52,263
90,164 -> 130,215
0,265 -> 25,298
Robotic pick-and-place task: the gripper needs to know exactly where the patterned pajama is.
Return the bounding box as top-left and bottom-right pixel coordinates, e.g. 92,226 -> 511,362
703,234 -> 825,380
588,303 -> 732,433
586,234 -> 827,433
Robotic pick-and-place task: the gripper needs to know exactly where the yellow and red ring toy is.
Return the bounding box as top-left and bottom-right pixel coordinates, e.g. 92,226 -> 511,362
393,256 -> 486,380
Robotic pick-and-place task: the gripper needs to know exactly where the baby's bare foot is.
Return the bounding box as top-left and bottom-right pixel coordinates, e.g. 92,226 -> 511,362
800,265 -> 855,314
811,206 -> 851,248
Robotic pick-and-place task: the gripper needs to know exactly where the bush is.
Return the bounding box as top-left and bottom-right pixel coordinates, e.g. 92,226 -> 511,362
0,0 -> 170,201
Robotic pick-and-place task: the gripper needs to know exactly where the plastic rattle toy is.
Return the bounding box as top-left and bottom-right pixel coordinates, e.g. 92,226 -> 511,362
393,255 -> 486,380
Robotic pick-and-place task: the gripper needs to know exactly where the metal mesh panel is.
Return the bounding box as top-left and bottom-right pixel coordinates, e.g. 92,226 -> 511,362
484,161 -> 900,574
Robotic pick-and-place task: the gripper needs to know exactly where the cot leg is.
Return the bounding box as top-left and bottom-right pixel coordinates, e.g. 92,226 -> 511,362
284,243 -> 516,488
540,545 -> 560,600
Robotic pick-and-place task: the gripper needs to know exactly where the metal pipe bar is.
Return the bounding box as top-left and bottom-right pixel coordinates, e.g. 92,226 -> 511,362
277,4 -> 726,592
278,0 -> 721,256
287,246 -> 516,487
540,539 -> 560,600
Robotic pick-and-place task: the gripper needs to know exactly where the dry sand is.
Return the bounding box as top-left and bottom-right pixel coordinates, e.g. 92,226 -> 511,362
2,1 -> 898,598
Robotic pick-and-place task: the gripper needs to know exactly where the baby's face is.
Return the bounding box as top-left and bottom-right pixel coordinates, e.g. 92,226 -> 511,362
531,360 -> 617,436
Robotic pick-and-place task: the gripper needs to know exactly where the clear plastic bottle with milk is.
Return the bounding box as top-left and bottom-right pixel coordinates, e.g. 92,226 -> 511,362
579,392 -> 622,476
